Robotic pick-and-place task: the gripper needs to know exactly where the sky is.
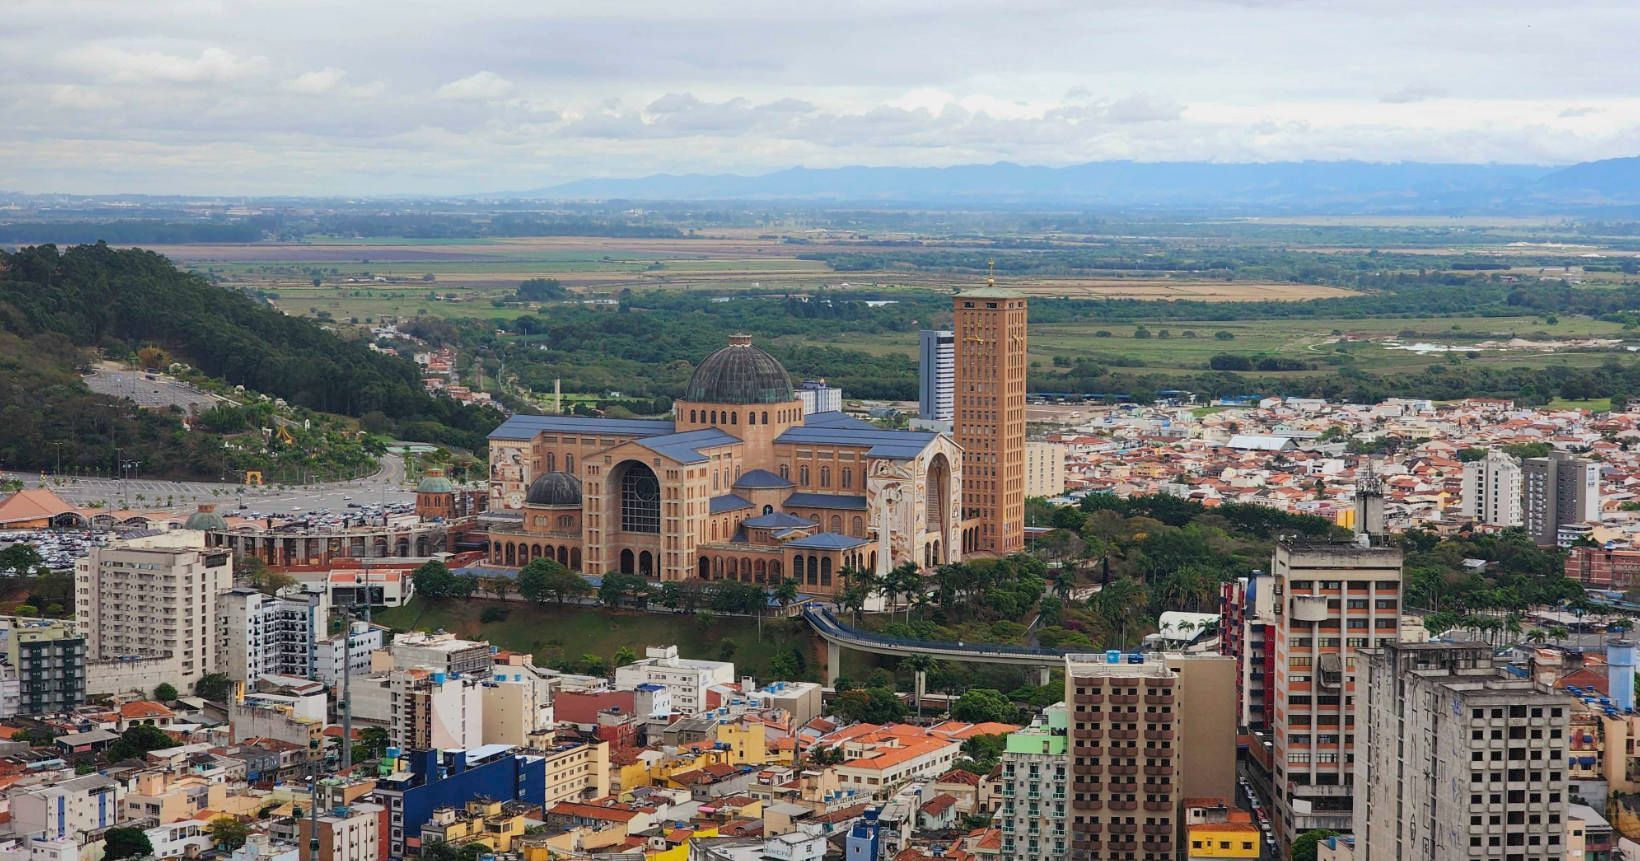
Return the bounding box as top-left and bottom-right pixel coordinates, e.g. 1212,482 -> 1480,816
4,0 -> 1639,196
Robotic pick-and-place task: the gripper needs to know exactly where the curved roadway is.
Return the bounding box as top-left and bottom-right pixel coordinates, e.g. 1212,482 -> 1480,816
802,606 -> 1070,668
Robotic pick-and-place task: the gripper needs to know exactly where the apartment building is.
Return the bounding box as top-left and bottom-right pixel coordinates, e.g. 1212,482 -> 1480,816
1219,575 -> 1274,731
998,703 -> 1068,861
313,623 -> 385,687
1065,654 -> 1182,861
217,587 -> 318,683
918,329 -> 955,423
11,775 -> 118,844
1025,441 -> 1068,499
75,531 -> 232,680
1522,452 -> 1600,547
0,617 -> 85,716
1354,641 -> 1571,861
1460,449 -> 1524,527
389,669 -> 482,752
613,645 -> 735,716
292,802 -> 385,861
388,631 -> 492,678
1267,539 -> 1402,848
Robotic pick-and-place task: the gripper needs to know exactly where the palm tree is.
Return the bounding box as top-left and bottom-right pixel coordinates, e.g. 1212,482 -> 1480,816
774,578 -> 799,616
1525,628 -> 1548,645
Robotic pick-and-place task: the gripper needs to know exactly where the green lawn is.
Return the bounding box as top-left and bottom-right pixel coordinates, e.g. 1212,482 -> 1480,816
374,596 -> 847,682
1546,397 -> 1614,412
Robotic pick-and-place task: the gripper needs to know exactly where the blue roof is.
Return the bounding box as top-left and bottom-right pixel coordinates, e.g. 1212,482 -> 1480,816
635,428 -> 742,464
733,469 -> 792,489
743,512 -> 815,529
803,411 -> 877,430
709,494 -> 754,514
784,532 -> 872,550
784,492 -> 869,510
776,424 -> 939,460
488,414 -> 675,441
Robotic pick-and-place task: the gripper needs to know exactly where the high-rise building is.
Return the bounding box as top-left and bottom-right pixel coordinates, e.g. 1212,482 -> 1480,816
0,617 -> 85,716
918,329 -> 955,422
1266,539 -> 1402,849
389,668 -> 483,752
1065,654 -> 1181,861
1461,449 -> 1524,527
75,531 -> 233,680
292,801 -> 385,861
797,379 -> 843,415
954,288 -> 1027,554
372,747 -> 546,860
1025,441 -> 1068,499
1354,641 -> 1571,861
1522,452 -> 1600,546
999,703 -> 1069,861
1220,574 -> 1274,731
217,587 -> 318,683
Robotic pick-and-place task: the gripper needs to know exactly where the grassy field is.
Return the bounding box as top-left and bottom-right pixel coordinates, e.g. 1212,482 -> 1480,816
787,314 -> 1635,378
373,596 -> 882,682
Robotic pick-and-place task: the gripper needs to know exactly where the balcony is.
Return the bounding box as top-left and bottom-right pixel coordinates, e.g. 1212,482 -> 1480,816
1110,729 -> 1138,740
1146,693 -> 1175,705
1075,693 -> 1103,704
1109,822 -> 1137,834
1143,823 -> 1171,835
1144,840 -> 1172,853
1145,765 -> 1175,777
1073,745 -> 1101,757
1144,800 -> 1172,812
1108,800 -> 1137,811
1110,764 -> 1137,775
1110,694 -> 1139,705
1071,798 -> 1102,811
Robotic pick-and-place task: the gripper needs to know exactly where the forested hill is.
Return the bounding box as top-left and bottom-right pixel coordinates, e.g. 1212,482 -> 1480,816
0,243 -> 502,452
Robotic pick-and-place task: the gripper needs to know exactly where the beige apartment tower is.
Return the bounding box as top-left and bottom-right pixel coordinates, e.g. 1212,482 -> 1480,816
1267,539 -> 1402,850
1065,654 -> 1181,861
75,531 -> 233,680
1354,641 -> 1571,861
954,287 -> 1027,554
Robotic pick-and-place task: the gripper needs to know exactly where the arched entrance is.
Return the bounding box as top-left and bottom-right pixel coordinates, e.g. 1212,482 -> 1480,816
639,550 -> 654,578
613,460 -> 661,534
620,548 -> 636,574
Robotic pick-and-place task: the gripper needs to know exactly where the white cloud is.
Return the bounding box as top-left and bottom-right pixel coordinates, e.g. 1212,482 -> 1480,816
434,71 -> 514,101
72,45 -> 268,84
286,67 -> 346,94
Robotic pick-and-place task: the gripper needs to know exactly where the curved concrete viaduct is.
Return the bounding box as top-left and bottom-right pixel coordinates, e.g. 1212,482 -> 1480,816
801,606 -> 1067,686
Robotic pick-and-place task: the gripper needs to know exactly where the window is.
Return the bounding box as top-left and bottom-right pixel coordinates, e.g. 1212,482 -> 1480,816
800,465 -> 810,485
843,467 -> 852,488
620,464 -> 662,533
821,466 -> 831,487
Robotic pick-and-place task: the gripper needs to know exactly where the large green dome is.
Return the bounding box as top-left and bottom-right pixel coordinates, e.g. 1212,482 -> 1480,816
184,506 -> 227,531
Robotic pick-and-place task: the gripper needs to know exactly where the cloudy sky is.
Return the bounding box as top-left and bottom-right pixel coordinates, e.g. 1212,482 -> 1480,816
4,0 -> 1639,195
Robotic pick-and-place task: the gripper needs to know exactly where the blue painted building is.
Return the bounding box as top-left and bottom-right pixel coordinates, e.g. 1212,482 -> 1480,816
372,746 -> 545,859
845,807 -> 882,861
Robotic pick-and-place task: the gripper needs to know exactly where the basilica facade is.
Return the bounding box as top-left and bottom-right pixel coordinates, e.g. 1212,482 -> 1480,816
484,334 -> 964,597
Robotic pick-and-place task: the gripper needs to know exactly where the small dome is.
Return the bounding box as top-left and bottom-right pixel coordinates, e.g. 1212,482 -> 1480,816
417,472 -> 454,494
526,471 -> 583,507
684,334 -> 794,405
184,505 -> 227,531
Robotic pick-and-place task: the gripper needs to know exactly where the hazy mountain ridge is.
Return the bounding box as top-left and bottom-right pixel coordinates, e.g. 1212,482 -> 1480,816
525,158 -> 1640,212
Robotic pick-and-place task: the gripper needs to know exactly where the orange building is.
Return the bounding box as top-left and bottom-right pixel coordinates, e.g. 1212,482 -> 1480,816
953,287 -> 1027,554
484,335 -> 963,595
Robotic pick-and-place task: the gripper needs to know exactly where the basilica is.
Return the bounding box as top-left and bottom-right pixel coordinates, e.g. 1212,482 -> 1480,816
482,334 -> 965,597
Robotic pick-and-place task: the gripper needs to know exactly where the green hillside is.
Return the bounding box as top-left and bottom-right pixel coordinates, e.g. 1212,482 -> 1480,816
0,243 -> 503,477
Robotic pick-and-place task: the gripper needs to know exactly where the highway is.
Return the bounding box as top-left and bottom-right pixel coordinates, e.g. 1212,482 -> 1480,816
802,605 -> 1070,683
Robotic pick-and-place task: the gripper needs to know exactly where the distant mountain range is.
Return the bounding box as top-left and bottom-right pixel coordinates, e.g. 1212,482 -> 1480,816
519,157 -> 1640,213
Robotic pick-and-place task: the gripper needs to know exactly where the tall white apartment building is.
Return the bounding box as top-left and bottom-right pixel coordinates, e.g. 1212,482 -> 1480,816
918,329 -> 955,423
1460,449 -> 1523,527
389,668 -> 483,752
313,623 -> 385,687
613,645 -> 735,716
998,703 -> 1068,861
797,379 -> 843,415
75,532 -> 232,680
217,587 -> 318,683
1354,641 -> 1571,861
1025,441 -> 1068,499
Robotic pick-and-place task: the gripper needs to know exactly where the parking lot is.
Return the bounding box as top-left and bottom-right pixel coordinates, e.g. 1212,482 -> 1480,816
83,367 -> 223,412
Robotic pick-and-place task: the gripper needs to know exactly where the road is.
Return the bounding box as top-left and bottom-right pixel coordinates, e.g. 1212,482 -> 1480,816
2,455 -> 411,515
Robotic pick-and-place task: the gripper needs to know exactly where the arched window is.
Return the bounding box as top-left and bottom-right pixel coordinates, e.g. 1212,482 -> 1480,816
565,453 -> 574,473
842,467 -> 852,489
731,411 -> 738,424
831,515 -> 842,532
852,515 -> 863,535
545,453 -> 556,472
558,514 -> 574,529
691,410 -> 697,422
748,412 -> 756,426
821,557 -> 833,586
799,465 -> 810,486
779,464 -> 789,480
763,505 -> 774,515
618,462 -> 661,533
820,466 -> 830,488
762,411 -> 769,424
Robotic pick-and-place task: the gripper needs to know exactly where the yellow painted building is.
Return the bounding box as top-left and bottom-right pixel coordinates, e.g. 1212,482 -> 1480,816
647,826 -> 719,861
713,721 -> 769,765
419,800 -> 531,853
1187,823 -> 1261,860
618,748 -> 731,793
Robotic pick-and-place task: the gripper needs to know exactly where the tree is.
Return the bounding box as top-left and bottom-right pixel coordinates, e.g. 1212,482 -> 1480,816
951,688 -> 1017,724
613,646 -> 638,667
451,574 -> 480,601
0,543 -> 43,575
831,686 -> 907,724
412,561 -> 458,601
107,724 -> 177,762
519,558 -> 591,606
154,682 -> 178,701
207,816 -> 252,850
102,827 -> 154,861
195,672 -> 233,702
357,726 -> 390,760
1290,829 -> 1341,861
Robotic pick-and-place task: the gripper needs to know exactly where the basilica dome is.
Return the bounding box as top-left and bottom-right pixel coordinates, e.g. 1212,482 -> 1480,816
683,334 -> 795,404
525,471 -> 583,506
